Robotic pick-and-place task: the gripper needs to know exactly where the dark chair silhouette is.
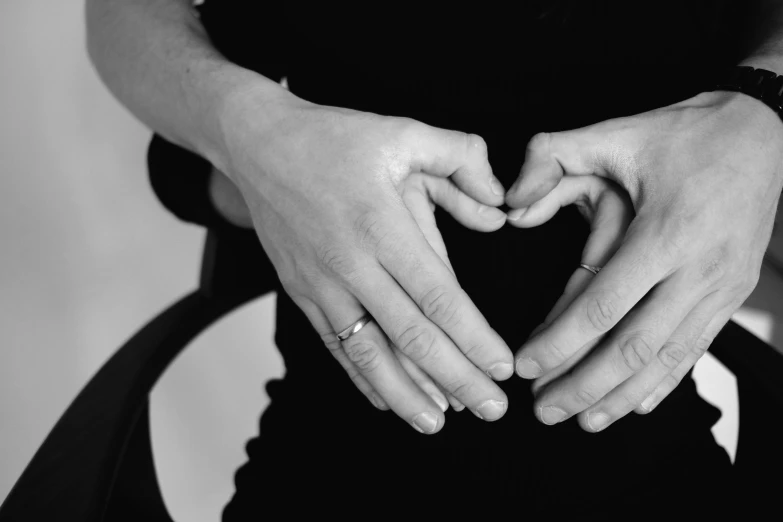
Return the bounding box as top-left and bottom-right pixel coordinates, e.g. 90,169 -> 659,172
1,137 -> 782,521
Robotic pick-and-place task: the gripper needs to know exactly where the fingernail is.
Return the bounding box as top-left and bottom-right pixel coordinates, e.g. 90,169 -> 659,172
477,205 -> 507,224
412,412 -> 439,434
476,399 -> 507,421
486,362 -> 514,380
587,412 -> 610,432
507,208 -> 527,222
540,406 -> 567,425
516,357 -> 542,378
490,176 -> 505,196
432,394 -> 449,413
640,394 -> 657,412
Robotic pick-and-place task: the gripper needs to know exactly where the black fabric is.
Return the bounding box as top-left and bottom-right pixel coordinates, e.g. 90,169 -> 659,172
147,134 -> 227,229
147,1 -> 772,518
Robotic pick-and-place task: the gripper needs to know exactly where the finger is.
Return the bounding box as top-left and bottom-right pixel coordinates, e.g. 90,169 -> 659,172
371,215 -> 515,382
532,272 -> 705,426
577,292 -> 728,432
419,175 -> 507,231
349,260 -> 509,421
394,348 -> 449,412
396,176 -> 479,414
505,123 -> 632,209
443,386 -> 466,411
531,177 -> 632,325
633,239 -> 770,416
402,175 -> 455,275
507,176 -> 633,391
292,294 -> 388,410
515,224 -> 674,379
406,124 -> 504,206
403,173 -> 507,275
505,132 -> 565,209
316,285 -> 446,434
635,303 -> 737,416
507,175 -> 632,232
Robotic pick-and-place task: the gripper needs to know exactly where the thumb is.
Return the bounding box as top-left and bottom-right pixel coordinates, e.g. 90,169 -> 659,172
505,121 -> 635,209
406,123 -> 505,207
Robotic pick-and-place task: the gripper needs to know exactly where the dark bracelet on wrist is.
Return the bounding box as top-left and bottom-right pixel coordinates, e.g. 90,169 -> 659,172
713,65 -> 783,120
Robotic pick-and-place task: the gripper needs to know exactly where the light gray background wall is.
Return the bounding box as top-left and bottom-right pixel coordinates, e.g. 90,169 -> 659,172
0,2 -> 283,520
2,2 -> 781,521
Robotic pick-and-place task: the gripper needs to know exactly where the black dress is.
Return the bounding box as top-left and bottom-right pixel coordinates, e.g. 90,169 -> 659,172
154,1 -> 765,518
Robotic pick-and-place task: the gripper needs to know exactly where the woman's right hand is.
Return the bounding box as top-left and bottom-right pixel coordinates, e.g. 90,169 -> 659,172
213,83 -> 514,433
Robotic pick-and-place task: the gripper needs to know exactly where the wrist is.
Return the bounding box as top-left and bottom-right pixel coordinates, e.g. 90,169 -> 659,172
705,89 -> 783,134
709,63 -> 783,135
185,60 -> 305,180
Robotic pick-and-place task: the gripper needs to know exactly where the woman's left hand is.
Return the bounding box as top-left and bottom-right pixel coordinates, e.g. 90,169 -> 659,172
505,90 -> 783,432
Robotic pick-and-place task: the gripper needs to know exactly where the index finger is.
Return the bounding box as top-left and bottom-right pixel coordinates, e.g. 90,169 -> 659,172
365,212 -> 514,380
515,228 -> 672,378
405,123 -> 504,206
349,260 -> 510,421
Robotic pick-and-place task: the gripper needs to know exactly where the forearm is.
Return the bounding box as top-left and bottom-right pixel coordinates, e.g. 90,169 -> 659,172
85,0 -> 291,173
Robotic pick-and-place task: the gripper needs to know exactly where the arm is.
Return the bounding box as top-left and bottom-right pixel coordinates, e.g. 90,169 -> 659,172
86,0 -> 515,433
85,0 -> 289,176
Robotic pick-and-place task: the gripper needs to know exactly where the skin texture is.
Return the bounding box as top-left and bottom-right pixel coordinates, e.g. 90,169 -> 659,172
506,90 -> 783,432
218,93 -> 518,433
88,1 -> 783,435
87,0 -> 517,434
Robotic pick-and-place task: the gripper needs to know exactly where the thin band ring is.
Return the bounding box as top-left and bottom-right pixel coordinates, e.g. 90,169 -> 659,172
336,314 -> 374,341
579,263 -> 602,275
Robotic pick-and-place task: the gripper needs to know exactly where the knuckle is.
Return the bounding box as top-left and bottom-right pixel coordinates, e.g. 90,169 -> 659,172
396,323 -> 439,362
465,132 -> 488,158
658,340 -> 688,370
342,339 -> 382,373
461,341 -> 487,363
444,379 -> 474,399
527,132 -> 552,155
544,337 -> 569,364
692,335 -> 713,358
418,285 -> 461,328
574,386 -> 600,408
698,245 -> 731,286
396,119 -> 426,146
352,210 -> 390,253
315,243 -> 359,280
583,291 -> 621,333
619,335 -> 653,372
320,331 -> 342,353
662,373 -> 681,391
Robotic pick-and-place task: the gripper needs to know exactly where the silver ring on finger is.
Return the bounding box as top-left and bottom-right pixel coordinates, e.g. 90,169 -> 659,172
579,263 -> 603,275
336,313 -> 374,342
